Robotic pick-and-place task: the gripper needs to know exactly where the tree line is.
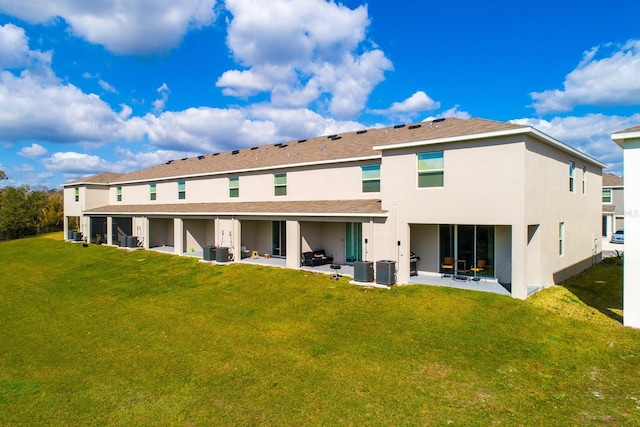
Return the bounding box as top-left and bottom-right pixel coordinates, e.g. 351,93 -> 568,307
0,182 -> 64,241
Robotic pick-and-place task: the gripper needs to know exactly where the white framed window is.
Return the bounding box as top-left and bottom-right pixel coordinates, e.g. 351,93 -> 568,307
74,187 -> 79,202
150,183 -> 157,201
602,188 -> 612,204
569,161 -> 575,192
178,181 -> 186,200
417,152 -> 444,188
559,222 -> 565,256
274,173 -> 287,196
362,165 -> 380,192
116,186 -> 122,202
229,176 -> 239,198
582,166 -> 587,194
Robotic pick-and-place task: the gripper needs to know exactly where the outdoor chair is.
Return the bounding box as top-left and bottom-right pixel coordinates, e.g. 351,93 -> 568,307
441,256 -> 454,277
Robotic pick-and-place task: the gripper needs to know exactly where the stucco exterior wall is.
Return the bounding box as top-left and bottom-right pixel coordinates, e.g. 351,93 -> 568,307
113,161 -> 381,205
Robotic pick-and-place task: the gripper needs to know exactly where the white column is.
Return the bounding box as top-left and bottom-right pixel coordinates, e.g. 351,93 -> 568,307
286,220 -> 301,269
624,141 -> 640,327
106,217 -> 113,245
174,218 -> 184,255
510,223 -> 528,300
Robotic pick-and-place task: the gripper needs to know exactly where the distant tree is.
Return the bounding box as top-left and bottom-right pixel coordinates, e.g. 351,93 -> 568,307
0,170 -> 7,180
0,186 -> 64,240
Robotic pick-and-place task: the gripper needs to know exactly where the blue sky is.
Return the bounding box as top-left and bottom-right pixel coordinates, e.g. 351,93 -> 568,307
1,0 -> 639,188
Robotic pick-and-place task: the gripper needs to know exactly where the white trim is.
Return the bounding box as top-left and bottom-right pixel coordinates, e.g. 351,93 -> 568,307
109,155 -> 382,185
374,127 -> 607,168
83,210 -> 388,218
612,130 -> 640,147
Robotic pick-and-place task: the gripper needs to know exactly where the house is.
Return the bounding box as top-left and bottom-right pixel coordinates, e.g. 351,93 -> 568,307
602,173 -> 624,239
63,117 -> 605,299
612,126 -> 640,328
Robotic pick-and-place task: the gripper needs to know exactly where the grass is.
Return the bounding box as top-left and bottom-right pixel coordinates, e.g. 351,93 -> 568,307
1,233 -> 639,425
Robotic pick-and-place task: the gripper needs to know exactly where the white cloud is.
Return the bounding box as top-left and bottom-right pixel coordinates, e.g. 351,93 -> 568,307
44,151 -> 114,174
217,0 -> 392,120
0,23 -> 52,71
510,113 -> 640,175
531,40 -> 640,114
426,105 -> 472,120
0,0 -> 219,55
372,91 -> 441,118
98,79 -> 117,93
0,70 -> 124,143
18,143 -> 48,158
153,83 -> 171,113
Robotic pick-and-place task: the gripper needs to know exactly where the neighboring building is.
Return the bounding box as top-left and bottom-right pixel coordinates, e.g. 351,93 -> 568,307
602,173 -> 624,239
612,126 -> 640,328
63,117 -> 605,299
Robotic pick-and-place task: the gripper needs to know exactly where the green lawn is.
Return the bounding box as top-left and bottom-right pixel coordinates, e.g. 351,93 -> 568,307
1,233 -> 639,425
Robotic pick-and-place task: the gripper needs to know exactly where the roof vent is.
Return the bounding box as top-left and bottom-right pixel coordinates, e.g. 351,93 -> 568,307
330,135 -> 342,140
232,150 -> 240,155
181,157 -> 188,161
213,152 -> 219,156
274,142 -> 283,147
433,118 -> 446,123
327,134 -> 337,139
298,139 -> 307,143
408,124 -> 422,129
250,146 -> 259,150
197,155 -> 205,160
165,160 -> 174,165
394,124 -> 406,129
356,130 -> 367,134
278,144 -> 288,148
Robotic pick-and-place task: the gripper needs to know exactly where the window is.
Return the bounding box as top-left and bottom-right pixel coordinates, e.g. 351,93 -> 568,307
417,152 -> 444,187
178,181 -> 186,200
229,177 -> 239,198
274,173 -> 287,196
74,187 -> 79,202
569,161 -> 575,192
602,188 -> 612,204
582,166 -> 587,194
116,186 -> 122,202
150,183 -> 157,201
559,222 -> 565,256
362,165 -> 380,192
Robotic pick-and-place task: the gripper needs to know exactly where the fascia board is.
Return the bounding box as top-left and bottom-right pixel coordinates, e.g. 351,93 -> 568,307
85,210 -> 388,218
612,130 -> 640,148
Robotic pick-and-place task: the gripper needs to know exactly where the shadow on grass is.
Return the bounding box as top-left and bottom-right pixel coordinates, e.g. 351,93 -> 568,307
559,256 -> 623,324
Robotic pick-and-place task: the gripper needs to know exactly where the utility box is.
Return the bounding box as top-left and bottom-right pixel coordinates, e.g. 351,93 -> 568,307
216,247 -> 229,262
128,236 -> 138,248
203,245 -> 216,261
120,236 -> 127,247
354,261 -> 374,282
376,260 -> 396,285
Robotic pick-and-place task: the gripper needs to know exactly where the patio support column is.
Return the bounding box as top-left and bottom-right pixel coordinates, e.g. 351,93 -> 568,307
174,218 -> 184,255
231,218 -> 241,262
396,223 -> 410,285
106,216 -> 113,245
511,223 -> 528,299
286,220 -> 301,269
63,216 -> 70,240
141,217 -> 150,249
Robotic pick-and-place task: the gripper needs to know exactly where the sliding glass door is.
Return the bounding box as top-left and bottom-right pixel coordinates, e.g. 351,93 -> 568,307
439,224 -> 495,277
272,221 -> 286,257
345,222 -> 362,263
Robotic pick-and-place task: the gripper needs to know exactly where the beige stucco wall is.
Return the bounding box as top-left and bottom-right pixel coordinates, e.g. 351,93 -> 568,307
115,160 -> 380,205
523,137 -> 602,290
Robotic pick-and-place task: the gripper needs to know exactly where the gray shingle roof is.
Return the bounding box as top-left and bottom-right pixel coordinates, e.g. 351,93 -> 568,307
84,199 -> 385,216
603,173 -> 623,187
64,118 -> 528,186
